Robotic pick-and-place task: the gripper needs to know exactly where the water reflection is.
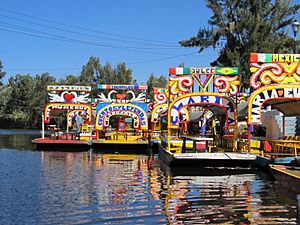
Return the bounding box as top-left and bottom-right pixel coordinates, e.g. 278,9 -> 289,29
0,129 -> 39,150
39,152 -> 166,224
159,166 -> 297,224
0,131 -> 298,224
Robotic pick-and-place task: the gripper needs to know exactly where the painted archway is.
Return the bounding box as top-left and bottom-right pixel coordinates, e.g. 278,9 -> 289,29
67,110 -> 81,127
103,110 -> 140,129
248,84 -> 300,124
151,103 -> 168,122
168,93 -> 237,129
95,103 -> 148,131
44,103 -> 92,124
151,103 -> 190,122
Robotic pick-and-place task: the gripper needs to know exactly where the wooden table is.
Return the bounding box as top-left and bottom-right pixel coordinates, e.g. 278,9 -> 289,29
65,131 -> 78,140
181,135 -> 213,153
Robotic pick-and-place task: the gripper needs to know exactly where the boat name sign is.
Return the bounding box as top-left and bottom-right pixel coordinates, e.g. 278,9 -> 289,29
169,94 -> 236,128
250,86 -> 300,123
97,104 -> 147,129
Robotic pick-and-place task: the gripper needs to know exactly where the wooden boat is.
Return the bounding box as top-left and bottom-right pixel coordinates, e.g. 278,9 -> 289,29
251,137 -> 300,168
91,135 -> 149,154
32,137 -> 91,151
102,154 -> 138,161
247,53 -> 300,169
159,143 -> 257,168
160,161 -> 256,176
93,84 -> 150,154
32,85 -> 94,151
156,67 -> 259,170
269,164 -> 300,193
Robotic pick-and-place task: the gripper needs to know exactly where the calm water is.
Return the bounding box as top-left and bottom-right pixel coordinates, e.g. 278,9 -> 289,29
0,129 -> 298,224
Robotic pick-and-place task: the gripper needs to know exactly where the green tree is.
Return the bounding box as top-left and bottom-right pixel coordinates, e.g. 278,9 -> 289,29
180,0 -> 300,91
0,61 -> 6,88
95,62 -> 135,96
96,62 -> 134,84
79,56 -> 100,96
60,74 -> 79,85
3,74 -> 35,128
114,62 -> 134,84
98,62 -> 114,84
31,73 -> 56,127
0,72 -> 57,128
146,73 -> 168,100
0,85 -> 13,127
79,56 -> 100,84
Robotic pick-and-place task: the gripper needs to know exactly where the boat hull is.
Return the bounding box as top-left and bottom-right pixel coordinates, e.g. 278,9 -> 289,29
255,156 -> 300,168
269,164 -> 300,194
254,156 -> 272,168
32,138 -> 91,151
92,140 -> 149,154
158,144 -> 256,168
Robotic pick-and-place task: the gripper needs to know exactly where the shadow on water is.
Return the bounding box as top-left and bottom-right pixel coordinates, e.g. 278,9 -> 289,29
0,129 -> 40,150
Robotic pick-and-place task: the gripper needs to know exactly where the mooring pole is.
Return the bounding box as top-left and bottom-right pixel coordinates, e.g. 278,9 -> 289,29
297,195 -> 300,224
42,114 -> 45,139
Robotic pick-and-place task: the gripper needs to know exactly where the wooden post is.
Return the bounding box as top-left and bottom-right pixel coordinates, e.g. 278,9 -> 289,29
282,115 -> 285,138
42,114 -> 45,139
167,128 -> 171,151
233,96 -> 238,152
90,125 -> 93,141
247,124 -> 252,152
182,137 -> 186,153
297,195 -> 300,224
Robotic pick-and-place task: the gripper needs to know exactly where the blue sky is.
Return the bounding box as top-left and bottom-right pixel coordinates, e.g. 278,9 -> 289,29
0,0 -> 299,84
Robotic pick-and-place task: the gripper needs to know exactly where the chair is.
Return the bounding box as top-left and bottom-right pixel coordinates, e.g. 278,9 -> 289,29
241,140 -> 263,156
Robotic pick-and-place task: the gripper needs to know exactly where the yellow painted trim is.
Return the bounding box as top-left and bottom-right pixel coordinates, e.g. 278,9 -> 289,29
95,103 -> 148,131
44,103 -> 92,124
167,92 -> 237,129
248,84 -> 300,124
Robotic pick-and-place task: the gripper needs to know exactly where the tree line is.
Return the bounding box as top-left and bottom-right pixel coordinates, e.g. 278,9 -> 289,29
0,0 -> 298,128
0,57 -> 167,128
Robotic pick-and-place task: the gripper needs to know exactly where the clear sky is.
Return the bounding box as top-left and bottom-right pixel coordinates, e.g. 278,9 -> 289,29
0,0 -> 299,84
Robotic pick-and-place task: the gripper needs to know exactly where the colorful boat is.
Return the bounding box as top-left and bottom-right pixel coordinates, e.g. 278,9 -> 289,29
32,85 -> 93,151
92,84 -> 149,154
269,164 -> 300,193
32,138 -> 91,151
158,67 -> 257,169
247,53 -> 300,167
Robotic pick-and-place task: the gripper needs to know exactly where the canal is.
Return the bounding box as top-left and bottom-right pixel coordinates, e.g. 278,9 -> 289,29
0,129 -> 298,224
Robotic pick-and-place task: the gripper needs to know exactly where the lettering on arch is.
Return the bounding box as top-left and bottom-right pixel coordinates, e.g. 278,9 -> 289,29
168,93 -> 236,129
95,103 -> 148,130
44,103 -> 92,124
248,85 -> 300,124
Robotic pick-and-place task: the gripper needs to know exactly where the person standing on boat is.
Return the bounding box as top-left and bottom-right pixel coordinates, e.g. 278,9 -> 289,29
75,112 -> 83,133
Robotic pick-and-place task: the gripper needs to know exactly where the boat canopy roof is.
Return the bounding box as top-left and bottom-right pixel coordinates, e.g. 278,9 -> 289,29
265,99 -> 300,116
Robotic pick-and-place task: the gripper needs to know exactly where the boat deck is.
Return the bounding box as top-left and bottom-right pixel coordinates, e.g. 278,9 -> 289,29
159,144 -> 257,168
32,136 -> 149,153
32,138 -> 91,151
270,164 -> 300,193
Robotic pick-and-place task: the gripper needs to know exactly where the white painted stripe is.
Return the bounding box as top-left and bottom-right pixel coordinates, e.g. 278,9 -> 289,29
258,53 -> 266,62
176,67 -> 183,74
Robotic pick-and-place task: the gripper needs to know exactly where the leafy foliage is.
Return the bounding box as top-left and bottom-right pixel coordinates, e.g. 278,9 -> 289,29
0,61 -> 6,88
0,57 -> 159,128
180,0 -> 300,91
146,73 -> 168,100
